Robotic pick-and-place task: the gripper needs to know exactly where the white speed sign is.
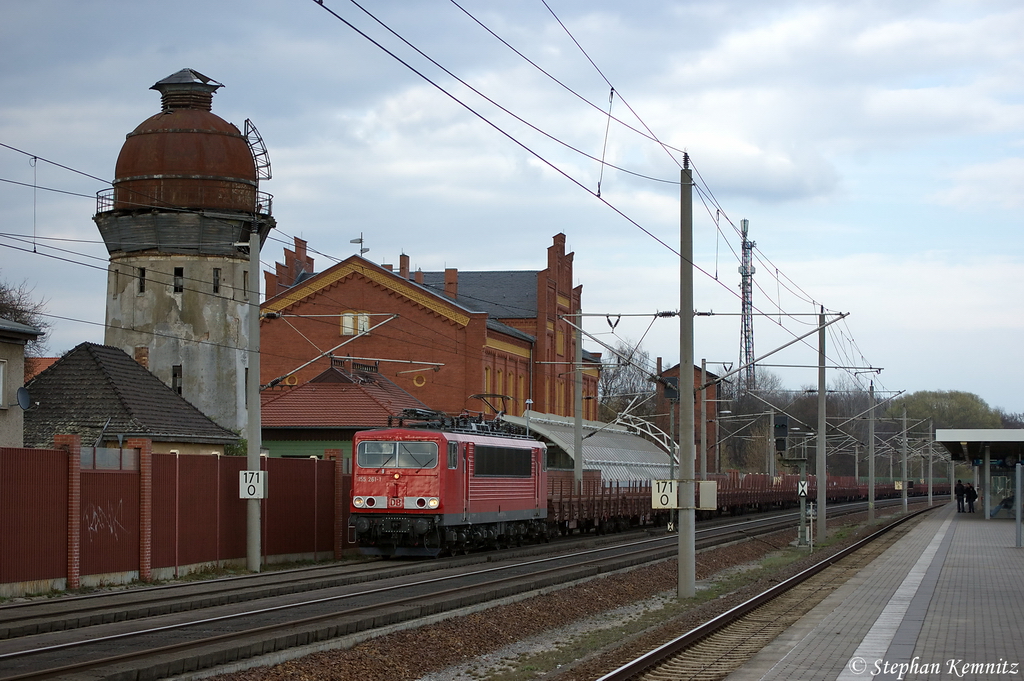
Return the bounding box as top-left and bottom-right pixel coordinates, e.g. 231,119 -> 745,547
239,470 -> 267,499
652,479 -> 678,509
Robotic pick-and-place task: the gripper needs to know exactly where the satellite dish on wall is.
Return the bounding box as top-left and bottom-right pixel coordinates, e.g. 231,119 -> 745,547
16,387 -> 31,410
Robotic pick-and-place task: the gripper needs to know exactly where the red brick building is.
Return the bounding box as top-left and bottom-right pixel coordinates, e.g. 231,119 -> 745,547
654,360 -> 720,475
259,234 -> 599,420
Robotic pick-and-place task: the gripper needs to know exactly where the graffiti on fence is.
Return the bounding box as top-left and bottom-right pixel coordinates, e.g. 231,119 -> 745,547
83,499 -> 127,543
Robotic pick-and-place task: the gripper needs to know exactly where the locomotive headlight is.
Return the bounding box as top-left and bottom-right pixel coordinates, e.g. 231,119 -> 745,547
393,472 -> 400,480
427,497 -> 440,509
353,496 -> 366,508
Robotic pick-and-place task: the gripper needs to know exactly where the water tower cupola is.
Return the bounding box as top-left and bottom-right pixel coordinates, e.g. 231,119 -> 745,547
95,68 -> 274,256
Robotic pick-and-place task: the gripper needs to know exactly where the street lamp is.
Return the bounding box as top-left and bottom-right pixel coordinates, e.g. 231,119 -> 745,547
525,399 -> 534,437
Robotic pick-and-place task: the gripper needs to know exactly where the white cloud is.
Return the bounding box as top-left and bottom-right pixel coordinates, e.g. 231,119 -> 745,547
938,158 -> 1024,209
3,0 -> 1024,410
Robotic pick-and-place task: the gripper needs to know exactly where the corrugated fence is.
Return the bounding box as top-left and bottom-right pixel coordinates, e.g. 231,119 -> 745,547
0,436 -> 353,597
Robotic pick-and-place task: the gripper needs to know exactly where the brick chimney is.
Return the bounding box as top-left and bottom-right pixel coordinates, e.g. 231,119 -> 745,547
400,254 -> 410,279
444,268 -> 458,298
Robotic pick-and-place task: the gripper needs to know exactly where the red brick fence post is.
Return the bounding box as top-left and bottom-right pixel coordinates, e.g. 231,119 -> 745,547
128,438 -> 153,582
54,434 -> 81,590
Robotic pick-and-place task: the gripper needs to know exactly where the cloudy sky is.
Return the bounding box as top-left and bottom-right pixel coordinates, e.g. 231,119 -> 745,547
2,0 -> 1022,413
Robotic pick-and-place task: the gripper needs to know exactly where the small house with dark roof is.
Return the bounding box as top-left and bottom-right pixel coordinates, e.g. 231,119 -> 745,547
24,342 -> 238,454
0,317 -> 43,447
260,366 -> 432,459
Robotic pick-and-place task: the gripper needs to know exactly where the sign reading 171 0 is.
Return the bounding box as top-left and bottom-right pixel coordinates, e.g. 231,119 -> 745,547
652,479 -> 679,509
239,470 -> 267,499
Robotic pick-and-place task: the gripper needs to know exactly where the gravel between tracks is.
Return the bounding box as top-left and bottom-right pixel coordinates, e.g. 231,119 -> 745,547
210,506 -> 925,681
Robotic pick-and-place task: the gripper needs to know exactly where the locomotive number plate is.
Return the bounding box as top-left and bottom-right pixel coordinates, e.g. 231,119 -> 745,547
356,475 -> 383,483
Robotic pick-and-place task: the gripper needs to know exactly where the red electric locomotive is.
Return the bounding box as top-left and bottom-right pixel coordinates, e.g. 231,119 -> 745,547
350,410 -> 549,557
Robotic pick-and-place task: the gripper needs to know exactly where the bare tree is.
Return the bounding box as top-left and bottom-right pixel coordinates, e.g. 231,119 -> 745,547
997,409 -> 1024,429
0,275 -> 51,356
597,339 -> 657,422
718,368 -> 788,472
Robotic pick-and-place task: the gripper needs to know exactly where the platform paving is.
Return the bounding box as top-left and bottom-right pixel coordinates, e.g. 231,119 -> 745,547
725,503 -> 1024,681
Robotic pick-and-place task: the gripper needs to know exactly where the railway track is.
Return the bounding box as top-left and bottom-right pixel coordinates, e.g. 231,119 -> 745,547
0,498 -> 931,680
594,505 -> 937,681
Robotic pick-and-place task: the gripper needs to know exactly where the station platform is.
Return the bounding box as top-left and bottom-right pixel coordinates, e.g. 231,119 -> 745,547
726,502 -> 1024,681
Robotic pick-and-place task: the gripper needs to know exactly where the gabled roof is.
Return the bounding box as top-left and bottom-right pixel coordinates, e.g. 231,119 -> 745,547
24,342 -> 238,447
420,270 -> 539,318
261,368 -> 431,429
262,256 -> 480,328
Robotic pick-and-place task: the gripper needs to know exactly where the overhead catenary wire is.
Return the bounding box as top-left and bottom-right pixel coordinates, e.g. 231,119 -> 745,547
540,0 -> 683,172
2,64 -> 841,375
309,0 -> 689,262
336,0 -> 676,186
597,88 -> 614,197
2,7 -> 886,391
312,0 -> 826,350
447,0 -> 686,175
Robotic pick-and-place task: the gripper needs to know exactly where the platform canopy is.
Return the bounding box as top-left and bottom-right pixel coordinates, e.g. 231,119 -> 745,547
934,429 -> 1024,466
502,411 -> 672,481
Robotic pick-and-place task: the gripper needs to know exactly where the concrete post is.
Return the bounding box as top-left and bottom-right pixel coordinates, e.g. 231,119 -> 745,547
678,161 -> 695,598
246,229 -> 262,572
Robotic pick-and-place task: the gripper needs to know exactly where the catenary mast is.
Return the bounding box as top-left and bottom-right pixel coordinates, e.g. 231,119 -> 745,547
739,219 -> 755,393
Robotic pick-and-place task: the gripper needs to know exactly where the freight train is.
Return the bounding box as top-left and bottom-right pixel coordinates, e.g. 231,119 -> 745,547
349,410 -> 949,557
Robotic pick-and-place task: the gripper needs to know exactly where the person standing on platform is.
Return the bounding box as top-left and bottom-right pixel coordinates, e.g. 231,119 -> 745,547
965,483 -> 977,513
955,480 -> 965,512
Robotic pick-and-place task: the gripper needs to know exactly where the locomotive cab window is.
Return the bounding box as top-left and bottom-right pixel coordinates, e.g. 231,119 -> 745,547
474,445 -> 533,477
447,441 -> 459,469
357,441 -> 438,469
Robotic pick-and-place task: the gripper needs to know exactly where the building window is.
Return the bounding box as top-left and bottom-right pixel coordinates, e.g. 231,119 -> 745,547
0,359 -> 6,409
212,268 -> 221,294
171,365 -> 182,395
138,267 -> 146,294
173,267 -> 184,293
242,270 -> 249,300
340,311 -> 370,336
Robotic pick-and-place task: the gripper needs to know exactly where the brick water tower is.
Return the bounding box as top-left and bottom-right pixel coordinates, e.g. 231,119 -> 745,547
93,68 -> 274,433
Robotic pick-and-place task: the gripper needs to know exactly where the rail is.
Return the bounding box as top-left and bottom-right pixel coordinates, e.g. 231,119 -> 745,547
595,504 -> 940,681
